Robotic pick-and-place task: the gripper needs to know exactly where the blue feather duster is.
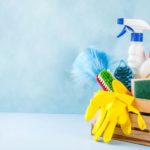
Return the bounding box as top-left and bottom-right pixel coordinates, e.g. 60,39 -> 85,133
71,48 -> 110,85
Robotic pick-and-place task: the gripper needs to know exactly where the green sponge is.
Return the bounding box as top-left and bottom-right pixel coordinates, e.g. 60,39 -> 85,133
132,79 -> 150,100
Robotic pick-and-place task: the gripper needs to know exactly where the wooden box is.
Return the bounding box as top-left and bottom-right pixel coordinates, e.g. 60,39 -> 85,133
92,99 -> 150,146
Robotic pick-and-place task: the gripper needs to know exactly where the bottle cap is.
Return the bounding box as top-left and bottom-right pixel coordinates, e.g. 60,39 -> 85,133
131,33 -> 143,42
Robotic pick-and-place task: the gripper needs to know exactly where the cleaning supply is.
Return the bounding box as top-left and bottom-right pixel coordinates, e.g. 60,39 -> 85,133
112,80 -> 131,95
117,18 -> 150,76
96,69 -> 115,91
85,81 -> 146,142
114,60 -> 133,91
139,52 -> 150,78
131,79 -> 150,100
93,98 -> 132,142
71,48 -> 110,85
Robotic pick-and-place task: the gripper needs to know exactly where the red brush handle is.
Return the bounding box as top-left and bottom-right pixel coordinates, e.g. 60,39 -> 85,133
96,75 -> 107,91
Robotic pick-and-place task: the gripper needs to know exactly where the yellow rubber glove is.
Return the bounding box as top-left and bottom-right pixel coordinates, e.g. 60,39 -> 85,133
85,92 -> 134,142
92,99 -> 131,142
85,79 -> 146,142
112,80 -> 131,95
112,80 -> 146,130
85,91 -> 114,121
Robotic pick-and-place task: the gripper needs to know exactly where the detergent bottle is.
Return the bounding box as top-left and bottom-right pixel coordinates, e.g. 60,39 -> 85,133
139,52 -> 150,78
117,18 -> 150,76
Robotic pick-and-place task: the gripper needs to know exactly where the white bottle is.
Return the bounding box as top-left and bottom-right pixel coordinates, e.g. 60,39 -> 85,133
139,52 -> 150,78
128,42 -> 145,75
117,18 -> 150,76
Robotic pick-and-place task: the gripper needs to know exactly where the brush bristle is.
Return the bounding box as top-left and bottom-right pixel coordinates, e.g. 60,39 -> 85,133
96,75 -> 107,91
71,48 -> 109,85
97,70 -> 114,91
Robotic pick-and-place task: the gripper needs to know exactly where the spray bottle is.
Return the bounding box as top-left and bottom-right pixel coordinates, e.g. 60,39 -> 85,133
117,18 -> 150,76
139,52 -> 150,78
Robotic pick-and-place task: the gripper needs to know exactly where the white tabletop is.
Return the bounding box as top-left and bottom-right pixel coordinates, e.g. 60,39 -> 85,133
0,113 -> 149,150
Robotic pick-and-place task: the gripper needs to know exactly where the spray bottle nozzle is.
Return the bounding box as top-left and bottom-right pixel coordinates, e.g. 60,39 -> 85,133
117,18 -> 150,41
117,18 -> 124,25
117,25 -> 134,38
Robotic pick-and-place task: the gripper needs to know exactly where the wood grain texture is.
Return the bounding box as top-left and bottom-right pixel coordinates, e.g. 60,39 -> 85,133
130,113 -> 150,129
113,134 -> 150,146
133,99 -> 150,113
114,127 -> 150,141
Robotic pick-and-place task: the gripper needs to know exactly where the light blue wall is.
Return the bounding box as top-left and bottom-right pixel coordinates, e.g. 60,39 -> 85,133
0,0 -> 150,113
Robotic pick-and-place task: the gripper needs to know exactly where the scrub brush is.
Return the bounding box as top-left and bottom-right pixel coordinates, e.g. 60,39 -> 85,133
96,69 -> 115,91
114,60 -> 133,91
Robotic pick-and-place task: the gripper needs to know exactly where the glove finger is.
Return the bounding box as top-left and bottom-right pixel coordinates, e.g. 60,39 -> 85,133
85,90 -> 107,121
94,111 -> 110,141
103,119 -> 117,142
84,104 -> 99,121
121,115 -> 131,135
118,109 -> 131,135
92,107 -> 106,135
137,114 -> 146,130
118,109 -> 129,124
112,79 -> 131,95
121,120 -> 131,135
128,105 -> 146,130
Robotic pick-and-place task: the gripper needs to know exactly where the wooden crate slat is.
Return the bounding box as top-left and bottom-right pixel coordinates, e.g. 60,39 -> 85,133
130,113 -> 150,129
114,127 -> 150,141
133,99 -> 150,113
113,134 -> 150,146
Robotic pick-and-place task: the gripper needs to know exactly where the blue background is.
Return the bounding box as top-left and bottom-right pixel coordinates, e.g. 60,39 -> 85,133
0,0 -> 150,113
